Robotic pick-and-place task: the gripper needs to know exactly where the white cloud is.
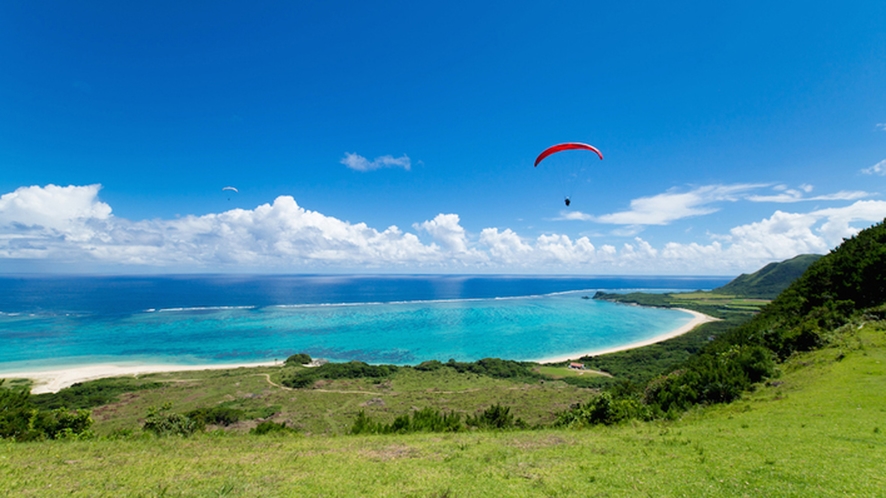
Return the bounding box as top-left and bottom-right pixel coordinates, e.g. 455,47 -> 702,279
341,152 -> 411,172
414,214 -> 469,253
812,200 -> 886,244
589,183 -> 869,223
556,210 -> 594,221
656,200 -> 886,273
593,184 -> 762,225
747,184 -> 870,203
876,123 -> 886,131
0,184 -> 111,231
479,228 -> 532,263
3,184 -> 886,275
861,159 -> 886,176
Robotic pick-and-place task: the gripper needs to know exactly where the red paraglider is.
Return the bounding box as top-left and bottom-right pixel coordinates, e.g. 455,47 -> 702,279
534,142 -> 604,207
534,142 -> 603,167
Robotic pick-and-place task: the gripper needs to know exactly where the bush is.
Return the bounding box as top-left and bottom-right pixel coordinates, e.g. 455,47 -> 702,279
414,360 -> 444,371
1,381 -> 94,441
186,405 -> 244,427
143,403 -> 203,437
350,408 -> 463,435
281,361 -> 399,389
555,392 -> 649,427
284,353 -> 312,366
250,420 -> 298,435
31,378 -> 165,410
466,404 -> 524,430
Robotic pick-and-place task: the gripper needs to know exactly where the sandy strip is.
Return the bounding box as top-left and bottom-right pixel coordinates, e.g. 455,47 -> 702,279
0,361 -> 277,395
533,308 -> 719,364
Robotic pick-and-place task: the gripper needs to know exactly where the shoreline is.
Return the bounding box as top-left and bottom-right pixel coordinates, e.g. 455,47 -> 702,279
2,308 -> 719,394
532,308 -> 719,364
0,361 -> 277,395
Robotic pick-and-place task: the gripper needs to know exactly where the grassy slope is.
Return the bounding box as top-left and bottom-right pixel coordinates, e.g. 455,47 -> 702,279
81,366 -> 590,436
2,324 -> 883,497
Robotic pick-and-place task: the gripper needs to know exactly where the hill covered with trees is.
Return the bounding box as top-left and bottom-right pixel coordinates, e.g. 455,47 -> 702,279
561,220 -> 886,424
713,253 -> 822,299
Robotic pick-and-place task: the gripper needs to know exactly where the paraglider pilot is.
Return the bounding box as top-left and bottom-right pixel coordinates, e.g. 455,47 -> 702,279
564,197 -> 571,207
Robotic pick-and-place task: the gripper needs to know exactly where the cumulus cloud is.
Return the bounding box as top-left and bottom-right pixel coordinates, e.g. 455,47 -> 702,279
3,184 -> 886,275
861,159 -> 886,176
341,152 -> 411,172
0,184 -> 111,230
479,228 -> 533,263
0,184 -> 439,269
593,184 -> 761,225
414,214 -> 469,252
656,201 -> 886,273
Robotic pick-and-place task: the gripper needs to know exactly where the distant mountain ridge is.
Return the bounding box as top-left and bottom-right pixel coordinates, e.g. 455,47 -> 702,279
713,254 -> 823,299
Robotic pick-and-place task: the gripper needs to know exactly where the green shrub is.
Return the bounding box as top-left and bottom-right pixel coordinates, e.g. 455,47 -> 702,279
555,392 -> 649,427
284,353 -> 312,366
250,420 -> 298,435
1,381 -> 94,441
143,403 -> 203,437
31,378 -> 165,410
466,404 -> 523,430
186,405 -> 244,426
350,410 -> 383,435
281,361 -> 399,388
350,408 -> 464,435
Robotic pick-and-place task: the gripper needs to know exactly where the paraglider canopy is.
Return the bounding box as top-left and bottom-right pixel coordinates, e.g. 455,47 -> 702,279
534,142 -> 603,207
222,186 -> 239,193
534,142 -> 603,167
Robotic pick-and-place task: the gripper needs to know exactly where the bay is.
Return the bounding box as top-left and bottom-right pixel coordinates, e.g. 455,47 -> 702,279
0,275 -> 730,371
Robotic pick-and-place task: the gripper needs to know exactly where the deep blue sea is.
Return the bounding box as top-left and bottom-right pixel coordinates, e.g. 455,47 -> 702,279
0,275 -> 730,372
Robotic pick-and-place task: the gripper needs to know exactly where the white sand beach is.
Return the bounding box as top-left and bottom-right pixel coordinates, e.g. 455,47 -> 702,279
0,361 -> 277,394
533,308 -> 719,364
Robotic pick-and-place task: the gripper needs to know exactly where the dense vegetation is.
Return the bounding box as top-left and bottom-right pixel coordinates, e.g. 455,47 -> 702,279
280,360 -> 399,388
558,219 -> 886,424
713,253 -> 822,299
350,404 -> 526,435
31,377 -> 165,410
0,380 -> 93,441
279,357 -> 542,390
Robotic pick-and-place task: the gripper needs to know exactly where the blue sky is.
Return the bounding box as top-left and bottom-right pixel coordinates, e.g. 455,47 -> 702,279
1,1 -> 885,275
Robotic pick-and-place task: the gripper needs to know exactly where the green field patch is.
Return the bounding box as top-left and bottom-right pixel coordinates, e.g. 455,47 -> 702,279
534,365 -> 610,379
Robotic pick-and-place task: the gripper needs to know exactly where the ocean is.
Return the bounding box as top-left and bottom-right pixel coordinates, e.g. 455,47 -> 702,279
0,275 -> 731,372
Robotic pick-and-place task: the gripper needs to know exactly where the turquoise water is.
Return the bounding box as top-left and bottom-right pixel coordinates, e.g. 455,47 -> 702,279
0,275 -> 725,371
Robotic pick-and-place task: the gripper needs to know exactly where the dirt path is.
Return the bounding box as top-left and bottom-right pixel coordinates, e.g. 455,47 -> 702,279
255,373 -> 390,395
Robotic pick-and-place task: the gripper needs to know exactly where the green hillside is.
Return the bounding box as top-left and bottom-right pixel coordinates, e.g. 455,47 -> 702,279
713,253 -> 823,299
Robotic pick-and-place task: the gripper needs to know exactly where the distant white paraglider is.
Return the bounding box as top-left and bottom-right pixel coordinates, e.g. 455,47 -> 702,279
222,186 -> 238,200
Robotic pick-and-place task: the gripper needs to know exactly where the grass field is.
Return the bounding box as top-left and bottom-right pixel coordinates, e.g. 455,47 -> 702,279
2,322 -> 884,496
594,290 -> 770,316
68,365 -> 592,436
